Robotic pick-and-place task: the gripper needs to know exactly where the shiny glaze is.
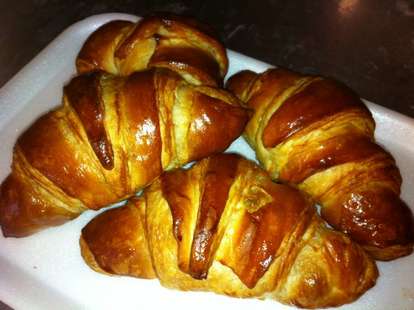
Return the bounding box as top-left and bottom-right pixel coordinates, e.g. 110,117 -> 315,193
161,167 -> 197,273
188,154 -> 239,279
81,201 -> 155,277
156,13 -> 218,39
149,45 -> 221,86
162,154 -> 240,278
111,14 -> 227,80
226,68 -> 302,110
113,17 -> 155,60
225,70 -> 258,104
121,70 -> 162,182
248,69 -> 302,111
221,183 -> 312,288
0,174 -> 78,237
77,20 -> 134,74
122,13 -> 218,47
64,73 -> 114,170
262,78 -> 371,148
323,187 -> 414,248
187,91 -> 248,161
280,135 -> 384,183
17,111 -> 117,208
161,169 -> 192,244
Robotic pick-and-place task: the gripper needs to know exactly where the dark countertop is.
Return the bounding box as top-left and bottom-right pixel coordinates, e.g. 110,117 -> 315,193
1,0 -> 414,118
0,1 -> 413,309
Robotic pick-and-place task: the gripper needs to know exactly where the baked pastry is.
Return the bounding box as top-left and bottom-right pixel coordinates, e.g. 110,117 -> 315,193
80,153 -> 377,308
77,14 -> 228,86
0,69 -> 248,237
226,68 -> 414,260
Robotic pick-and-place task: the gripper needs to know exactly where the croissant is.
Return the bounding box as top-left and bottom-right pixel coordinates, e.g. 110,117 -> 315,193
226,68 -> 414,260
76,13 -> 228,86
0,69 -> 248,237
80,153 -> 377,308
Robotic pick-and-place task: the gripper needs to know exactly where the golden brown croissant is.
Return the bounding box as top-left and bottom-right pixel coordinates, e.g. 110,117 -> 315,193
226,68 -> 414,260
80,153 -> 377,308
76,14 -> 228,86
0,69 -> 248,237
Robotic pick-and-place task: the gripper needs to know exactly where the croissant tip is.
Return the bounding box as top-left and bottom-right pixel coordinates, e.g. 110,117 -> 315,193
225,70 -> 258,101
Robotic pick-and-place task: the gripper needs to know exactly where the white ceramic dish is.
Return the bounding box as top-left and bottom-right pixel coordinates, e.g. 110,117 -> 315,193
0,13 -> 413,310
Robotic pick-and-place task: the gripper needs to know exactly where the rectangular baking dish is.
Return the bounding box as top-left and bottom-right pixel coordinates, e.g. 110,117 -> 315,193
0,13 -> 413,310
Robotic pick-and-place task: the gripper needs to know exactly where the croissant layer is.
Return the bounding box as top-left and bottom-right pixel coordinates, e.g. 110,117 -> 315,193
80,153 -> 377,308
226,68 -> 414,260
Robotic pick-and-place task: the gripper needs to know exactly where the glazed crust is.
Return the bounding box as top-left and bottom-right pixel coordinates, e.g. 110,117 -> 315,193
80,153 -> 377,308
76,14 -> 228,86
226,68 -> 414,260
0,69 -> 248,237
80,199 -> 156,278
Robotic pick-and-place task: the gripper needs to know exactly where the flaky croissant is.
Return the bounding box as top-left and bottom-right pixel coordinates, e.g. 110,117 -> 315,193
0,69 -> 248,237
226,68 -> 414,260
77,14 -> 228,86
80,153 -> 377,308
